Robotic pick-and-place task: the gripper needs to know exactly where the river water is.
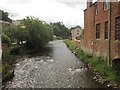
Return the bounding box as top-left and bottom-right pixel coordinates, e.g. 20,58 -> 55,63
6,40 -> 107,88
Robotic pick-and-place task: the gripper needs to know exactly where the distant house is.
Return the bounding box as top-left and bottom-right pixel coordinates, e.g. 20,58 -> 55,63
83,0 -> 120,66
71,26 -> 83,40
0,20 -> 11,25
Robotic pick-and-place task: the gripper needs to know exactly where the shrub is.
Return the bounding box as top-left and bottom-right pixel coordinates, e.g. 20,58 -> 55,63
2,50 -> 15,82
2,34 -> 11,46
2,63 -> 14,82
22,17 -> 53,51
2,50 -> 14,64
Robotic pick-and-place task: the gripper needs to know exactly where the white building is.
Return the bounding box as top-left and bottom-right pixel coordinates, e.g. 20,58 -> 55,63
71,26 -> 83,40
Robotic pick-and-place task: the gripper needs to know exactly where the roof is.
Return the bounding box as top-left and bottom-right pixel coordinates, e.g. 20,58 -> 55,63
0,20 -> 11,24
70,26 -> 82,30
84,1 -> 97,11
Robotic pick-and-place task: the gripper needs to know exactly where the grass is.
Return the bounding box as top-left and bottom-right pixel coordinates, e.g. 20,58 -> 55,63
64,39 -> 120,84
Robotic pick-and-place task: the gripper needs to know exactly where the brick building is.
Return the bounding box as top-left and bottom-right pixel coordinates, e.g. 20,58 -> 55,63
83,0 -> 120,66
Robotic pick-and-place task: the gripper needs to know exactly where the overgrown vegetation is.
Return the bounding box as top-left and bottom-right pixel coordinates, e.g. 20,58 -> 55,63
2,34 -> 11,46
2,49 -> 15,82
50,22 -> 71,39
64,39 -> 120,84
21,17 -> 53,51
0,10 -> 12,22
1,10 -> 54,83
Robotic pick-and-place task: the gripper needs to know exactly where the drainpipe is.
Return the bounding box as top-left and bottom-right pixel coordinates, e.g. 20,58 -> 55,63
0,12 -> 2,89
0,24 -> 1,61
108,0 -> 111,67
0,16 -> 2,61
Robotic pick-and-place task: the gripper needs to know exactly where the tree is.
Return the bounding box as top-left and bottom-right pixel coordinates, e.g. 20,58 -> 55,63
21,17 -> 53,50
0,10 -> 12,22
50,22 -> 71,39
2,34 -> 11,45
12,25 -> 27,44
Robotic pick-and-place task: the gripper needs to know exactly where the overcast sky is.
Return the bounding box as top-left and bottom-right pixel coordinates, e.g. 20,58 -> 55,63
0,0 -> 98,28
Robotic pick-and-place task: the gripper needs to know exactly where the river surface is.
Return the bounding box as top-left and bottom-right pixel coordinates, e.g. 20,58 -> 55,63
6,40 -> 107,88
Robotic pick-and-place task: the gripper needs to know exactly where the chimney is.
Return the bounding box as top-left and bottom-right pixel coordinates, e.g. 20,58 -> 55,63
87,0 -> 93,8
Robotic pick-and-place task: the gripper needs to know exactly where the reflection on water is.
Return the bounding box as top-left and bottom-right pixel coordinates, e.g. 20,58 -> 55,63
6,40 -> 107,88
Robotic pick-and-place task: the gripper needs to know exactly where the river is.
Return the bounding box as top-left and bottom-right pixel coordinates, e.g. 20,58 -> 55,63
6,40 -> 107,88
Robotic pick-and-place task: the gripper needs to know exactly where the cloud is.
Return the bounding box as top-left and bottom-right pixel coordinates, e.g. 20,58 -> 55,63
1,0 -> 31,4
52,0 -> 86,8
53,0 -> 85,3
9,12 -> 19,17
0,0 -> 86,28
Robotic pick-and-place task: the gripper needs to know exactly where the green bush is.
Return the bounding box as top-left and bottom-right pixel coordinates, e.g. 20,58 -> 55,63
64,39 -> 76,51
2,63 -> 14,82
2,34 -> 11,46
21,17 -> 53,51
2,50 -> 14,64
2,50 -> 15,82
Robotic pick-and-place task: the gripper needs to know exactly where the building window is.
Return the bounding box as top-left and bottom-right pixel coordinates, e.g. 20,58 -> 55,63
105,21 -> 108,39
103,0 -> 108,11
77,33 -> 79,35
95,4 -> 98,15
115,16 -> 120,40
96,23 -> 100,39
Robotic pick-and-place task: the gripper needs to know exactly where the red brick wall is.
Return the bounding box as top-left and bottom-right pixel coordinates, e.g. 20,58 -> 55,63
84,2 -> 120,63
110,2 -> 120,60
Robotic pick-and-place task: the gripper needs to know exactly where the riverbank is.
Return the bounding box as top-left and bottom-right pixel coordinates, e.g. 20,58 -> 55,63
2,44 -> 47,89
3,40 -> 108,88
2,41 -> 55,82
64,39 -> 120,88
2,43 -> 49,84
2,45 -> 27,86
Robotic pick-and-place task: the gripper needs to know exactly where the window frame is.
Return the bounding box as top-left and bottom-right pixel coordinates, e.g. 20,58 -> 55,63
96,23 -> 100,39
105,21 -> 108,40
77,32 -> 79,35
95,4 -> 98,15
103,0 -> 108,11
115,16 -> 120,40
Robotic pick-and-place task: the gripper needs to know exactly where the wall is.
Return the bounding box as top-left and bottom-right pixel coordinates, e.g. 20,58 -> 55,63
71,27 -> 83,39
83,2 -> 120,63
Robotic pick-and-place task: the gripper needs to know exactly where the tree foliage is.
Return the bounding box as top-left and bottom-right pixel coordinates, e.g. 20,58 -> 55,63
50,22 -> 71,39
2,23 -> 25,44
21,17 -> 53,50
0,10 -> 12,22
2,34 -> 11,45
